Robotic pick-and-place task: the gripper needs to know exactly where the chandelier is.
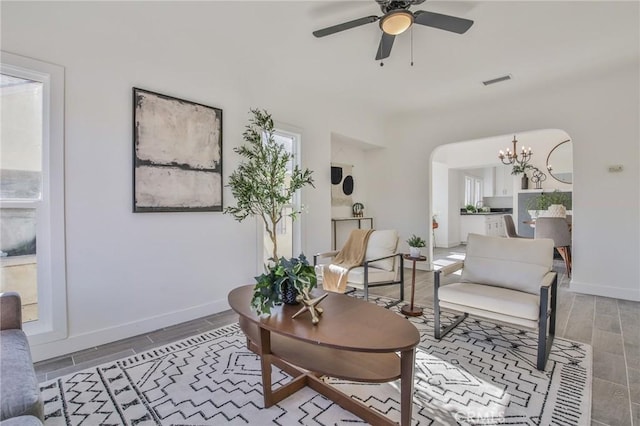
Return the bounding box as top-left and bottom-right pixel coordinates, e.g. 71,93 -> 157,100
498,136 -> 532,166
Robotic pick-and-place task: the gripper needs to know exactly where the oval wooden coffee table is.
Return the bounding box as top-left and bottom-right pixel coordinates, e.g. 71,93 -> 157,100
228,285 -> 420,426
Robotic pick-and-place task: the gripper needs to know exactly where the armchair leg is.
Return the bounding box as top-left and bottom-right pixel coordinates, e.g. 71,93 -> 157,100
363,265 -> 369,301
537,275 -> 557,370
433,270 -> 468,339
435,312 -> 468,340
557,247 -> 572,278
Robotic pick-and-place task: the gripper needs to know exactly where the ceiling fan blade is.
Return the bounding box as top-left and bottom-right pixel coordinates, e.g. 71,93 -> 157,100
313,16 -> 379,38
413,10 -> 474,34
375,33 -> 395,60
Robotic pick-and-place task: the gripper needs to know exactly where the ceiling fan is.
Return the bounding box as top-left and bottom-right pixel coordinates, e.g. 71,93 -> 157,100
312,0 -> 474,61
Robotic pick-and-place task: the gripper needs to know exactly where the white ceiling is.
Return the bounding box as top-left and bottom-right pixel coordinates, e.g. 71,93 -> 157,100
219,0 -> 639,116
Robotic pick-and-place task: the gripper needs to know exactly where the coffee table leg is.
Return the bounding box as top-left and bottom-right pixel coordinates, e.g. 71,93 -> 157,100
257,327 -> 309,408
258,327 -> 274,407
400,348 -> 416,426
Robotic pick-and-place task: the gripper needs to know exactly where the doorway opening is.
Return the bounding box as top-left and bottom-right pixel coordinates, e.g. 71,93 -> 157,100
429,129 -> 573,269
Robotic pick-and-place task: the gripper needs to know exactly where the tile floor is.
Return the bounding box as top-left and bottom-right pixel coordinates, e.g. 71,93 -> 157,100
35,246 -> 639,426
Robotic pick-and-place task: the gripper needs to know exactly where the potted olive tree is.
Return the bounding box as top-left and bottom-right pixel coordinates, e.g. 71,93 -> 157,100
225,109 -> 315,314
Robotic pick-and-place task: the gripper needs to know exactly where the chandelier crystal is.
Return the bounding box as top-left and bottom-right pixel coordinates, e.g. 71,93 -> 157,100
498,136 -> 532,166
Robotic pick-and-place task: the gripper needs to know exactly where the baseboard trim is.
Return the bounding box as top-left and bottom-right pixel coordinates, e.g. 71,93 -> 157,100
30,297 -> 231,362
570,281 -> 640,302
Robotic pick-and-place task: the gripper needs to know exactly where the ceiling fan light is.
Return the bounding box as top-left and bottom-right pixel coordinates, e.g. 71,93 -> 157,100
380,11 -> 413,35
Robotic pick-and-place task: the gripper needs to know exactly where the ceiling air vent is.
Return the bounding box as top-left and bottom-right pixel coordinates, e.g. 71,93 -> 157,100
482,74 -> 512,86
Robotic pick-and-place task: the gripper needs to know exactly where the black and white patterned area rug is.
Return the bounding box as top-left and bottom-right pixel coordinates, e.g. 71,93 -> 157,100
40,295 -> 592,425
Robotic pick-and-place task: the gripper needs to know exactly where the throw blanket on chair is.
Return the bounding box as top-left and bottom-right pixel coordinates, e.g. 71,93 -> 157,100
322,228 -> 374,293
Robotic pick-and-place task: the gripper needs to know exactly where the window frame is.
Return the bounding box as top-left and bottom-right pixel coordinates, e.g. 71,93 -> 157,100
256,126 -> 303,270
1,52 -> 67,344
464,175 -> 483,207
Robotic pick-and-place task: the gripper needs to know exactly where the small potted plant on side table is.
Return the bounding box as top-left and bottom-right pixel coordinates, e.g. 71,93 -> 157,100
407,234 -> 426,258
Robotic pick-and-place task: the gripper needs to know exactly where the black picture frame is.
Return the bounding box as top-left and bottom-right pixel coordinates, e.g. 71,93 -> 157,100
132,88 -> 223,212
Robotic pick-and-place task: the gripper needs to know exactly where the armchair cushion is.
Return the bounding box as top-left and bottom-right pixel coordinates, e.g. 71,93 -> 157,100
461,233 -> 554,295
365,230 -> 398,271
344,266 -> 397,285
438,282 -> 540,322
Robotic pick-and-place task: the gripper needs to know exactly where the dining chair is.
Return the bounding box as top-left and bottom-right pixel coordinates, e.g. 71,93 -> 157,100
503,214 -> 529,238
534,217 -> 572,277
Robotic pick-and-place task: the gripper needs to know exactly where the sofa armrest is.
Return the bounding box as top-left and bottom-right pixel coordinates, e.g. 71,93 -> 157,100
0,292 -> 22,331
313,250 -> 339,266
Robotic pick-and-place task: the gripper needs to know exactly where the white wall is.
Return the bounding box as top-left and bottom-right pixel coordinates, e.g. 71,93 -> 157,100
1,2 -> 386,360
371,59 -> 640,301
432,161 -> 449,248
447,170 -> 461,247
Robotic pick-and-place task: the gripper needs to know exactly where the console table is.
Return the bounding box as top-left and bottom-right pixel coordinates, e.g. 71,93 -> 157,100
331,217 -> 374,249
228,285 -> 419,426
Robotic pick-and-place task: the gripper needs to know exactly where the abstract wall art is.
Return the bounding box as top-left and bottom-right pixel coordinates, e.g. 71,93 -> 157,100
133,88 -> 223,212
330,163 -> 353,206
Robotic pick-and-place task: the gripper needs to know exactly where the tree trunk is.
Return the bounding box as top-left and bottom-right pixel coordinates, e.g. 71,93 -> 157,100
269,230 -> 278,261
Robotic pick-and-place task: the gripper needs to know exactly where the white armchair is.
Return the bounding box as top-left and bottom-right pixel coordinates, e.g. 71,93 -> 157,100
314,229 -> 405,303
434,233 -> 557,370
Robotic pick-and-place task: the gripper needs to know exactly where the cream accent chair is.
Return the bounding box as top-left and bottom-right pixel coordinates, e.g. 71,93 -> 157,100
313,229 -> 405,303
434,233 -> 557,370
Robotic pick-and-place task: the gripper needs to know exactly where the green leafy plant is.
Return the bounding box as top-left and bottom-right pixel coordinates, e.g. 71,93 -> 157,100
464,204 -> 477,213
251,254 -> 317,315
406,234 -> 426,248
511,163 -> 534,176
526,190 -> 572,211
225,109 -> 314,260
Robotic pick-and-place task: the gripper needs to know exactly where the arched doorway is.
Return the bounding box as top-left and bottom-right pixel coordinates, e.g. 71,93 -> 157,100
429,129 -> 573,269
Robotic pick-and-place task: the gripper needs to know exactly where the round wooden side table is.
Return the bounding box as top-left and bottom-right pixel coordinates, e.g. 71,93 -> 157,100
401,254 -> 427,316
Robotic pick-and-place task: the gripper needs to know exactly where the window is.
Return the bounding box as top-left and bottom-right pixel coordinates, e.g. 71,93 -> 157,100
0,52 -> 66,344
260,129 -> 302,266
464,175 -> 483,207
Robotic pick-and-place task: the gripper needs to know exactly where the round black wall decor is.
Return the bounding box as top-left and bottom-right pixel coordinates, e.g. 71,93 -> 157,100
331,167 -> 343,185
342,175 -> 354,195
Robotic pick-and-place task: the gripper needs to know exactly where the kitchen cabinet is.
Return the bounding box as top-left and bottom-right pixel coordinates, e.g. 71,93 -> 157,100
485,215 -> 506,237
494,167 -> 513,197
483,167 -> 495,197
460,214 -> 507,242
460,215 -> 486,243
